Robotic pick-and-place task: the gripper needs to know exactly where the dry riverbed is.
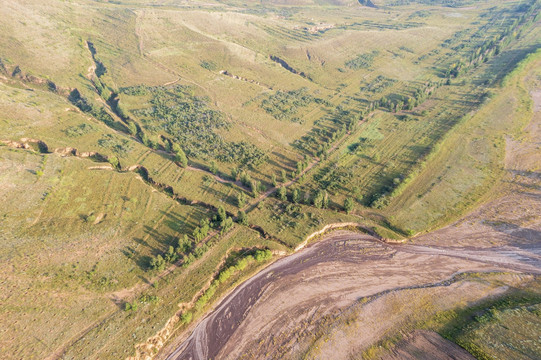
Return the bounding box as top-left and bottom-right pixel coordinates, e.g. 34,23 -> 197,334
160,227 -> 539,359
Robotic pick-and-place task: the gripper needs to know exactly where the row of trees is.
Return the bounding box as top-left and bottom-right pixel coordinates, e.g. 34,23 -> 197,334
233,169 -> 266,196
293,106 -> 361,158
148,205 -> 234,271
232,160 -> 314,209
447,1 -> 539,79
193,248 -> 272,313
377,79 -> 444,113
274,186 -> 355,214
260,87 -> 327,122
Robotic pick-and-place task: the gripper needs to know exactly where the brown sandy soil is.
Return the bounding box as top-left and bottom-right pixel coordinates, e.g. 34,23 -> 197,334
304,274 -> 522,360
158,89 -> 541,360
160,229 -> 539,360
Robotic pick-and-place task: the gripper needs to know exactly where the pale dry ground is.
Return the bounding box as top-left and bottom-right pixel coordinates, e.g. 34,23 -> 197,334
159,87 -> 541,360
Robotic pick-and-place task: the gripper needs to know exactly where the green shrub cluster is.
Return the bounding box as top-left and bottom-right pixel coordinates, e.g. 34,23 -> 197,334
63,123 -> 96,137
361,75 -> 396,94
124,294 -> 159,312
345,51 -> 379,70
260,88 -> 326,123
97,134 -> 133,156
122,85 -> 267,167
200,60 -> 217,71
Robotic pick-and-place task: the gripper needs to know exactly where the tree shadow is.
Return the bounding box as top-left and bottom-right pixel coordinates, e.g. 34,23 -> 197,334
160,209 -> 203,233
484,221 -> 541,245
507,169 -> 541,179
272,151 -> 295,167
473,45 -> 541,86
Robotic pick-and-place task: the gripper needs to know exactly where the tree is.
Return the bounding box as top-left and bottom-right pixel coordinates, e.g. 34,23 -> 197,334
163,139 -> 172,152
277,186 -> 287,201
292,188 -> 300,203
296,161 -> 303,174
165,245 -> 176,262
281,169 -> 287,183
177,234 -> 191,254
313,191 -> 324,209
302,190 -> 311,204
193,227 -> 203,242
217,205 -> 227,225
322,190 -> 329,209
251,180 -> 259,197
271,174 -> 277,187
124,301 -> 138,312
200,218 -> 210,238
150,255 -> 166,271
108,156 -> 120,169
181,311 -> 193,324
128,121 -> 137,136
209,160 -> 218,174
237,210 -> 247,225
221,217 -> 234,234
240,172 -> 252,187
174,145 -> 188,168
236,192 -> 246,208
140,131 -> 150,146
344,197 -> 354,214
392,101 -> 400,113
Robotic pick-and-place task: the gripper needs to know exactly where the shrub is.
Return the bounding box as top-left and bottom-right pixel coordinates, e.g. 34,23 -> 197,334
149,255 -> 166,271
